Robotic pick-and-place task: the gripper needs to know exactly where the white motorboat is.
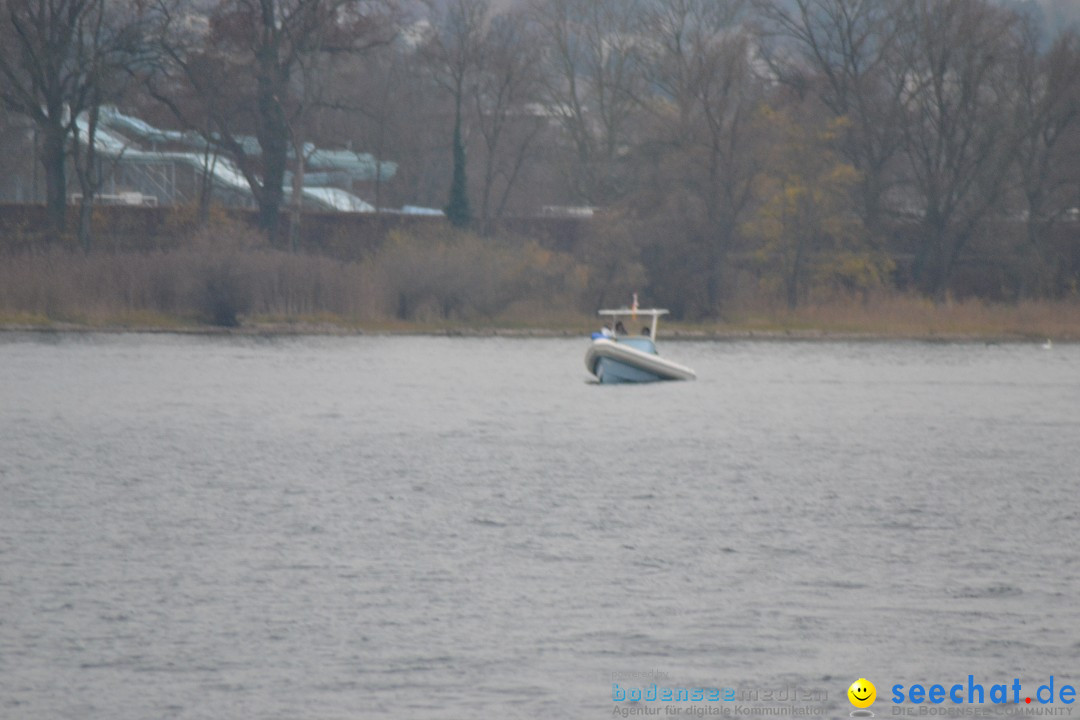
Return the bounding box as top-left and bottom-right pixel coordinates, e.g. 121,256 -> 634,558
585,306 -> 696,384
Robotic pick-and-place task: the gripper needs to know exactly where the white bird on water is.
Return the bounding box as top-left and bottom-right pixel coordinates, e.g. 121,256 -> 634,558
1042,338 -> 1053,350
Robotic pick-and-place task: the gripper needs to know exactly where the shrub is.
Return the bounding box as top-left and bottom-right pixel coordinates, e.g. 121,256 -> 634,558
370,226 -> 588,322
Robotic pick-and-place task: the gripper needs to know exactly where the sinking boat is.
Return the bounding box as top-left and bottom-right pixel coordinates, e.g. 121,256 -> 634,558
585,307 -> 696,384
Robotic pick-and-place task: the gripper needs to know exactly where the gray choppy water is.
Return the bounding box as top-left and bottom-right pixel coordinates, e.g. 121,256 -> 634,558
1,334 -> 1078,719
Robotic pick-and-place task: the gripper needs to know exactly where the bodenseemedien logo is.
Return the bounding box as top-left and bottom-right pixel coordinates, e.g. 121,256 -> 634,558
849,678 -> 877,717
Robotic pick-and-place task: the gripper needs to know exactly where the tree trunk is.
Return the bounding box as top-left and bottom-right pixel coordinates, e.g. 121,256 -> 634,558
197,154 -> 215,227
479,145 -> 495,235
256,64 -> 288,246
257,131 -> 287,245
914,214 -> 949,300
706,218 -> 733,313
788,238 -> 805,310
917,223 -> 956,303
289,135 -> 305,253
77,200 -> 94,253
41,121 -> 69,238
445,101 -> 471,228
72,102 -> 103,253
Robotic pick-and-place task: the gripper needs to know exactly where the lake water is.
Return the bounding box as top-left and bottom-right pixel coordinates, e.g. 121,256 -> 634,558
1,334 -> 1078,719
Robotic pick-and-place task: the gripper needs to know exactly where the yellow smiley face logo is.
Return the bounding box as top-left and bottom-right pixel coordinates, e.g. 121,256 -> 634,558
848,678 -> 876,708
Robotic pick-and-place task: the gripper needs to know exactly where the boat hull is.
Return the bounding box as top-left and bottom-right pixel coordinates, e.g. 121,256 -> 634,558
585,338 -> 696,384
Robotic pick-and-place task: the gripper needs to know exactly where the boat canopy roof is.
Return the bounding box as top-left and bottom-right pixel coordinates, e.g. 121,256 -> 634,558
598,308 -> 669,317
597,307 -> 669,341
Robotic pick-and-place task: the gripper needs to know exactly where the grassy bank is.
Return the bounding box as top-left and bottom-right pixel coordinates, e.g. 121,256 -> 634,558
1,244 -> 1078,340
710,295 -> 1080,341
3,296 -> 1078,341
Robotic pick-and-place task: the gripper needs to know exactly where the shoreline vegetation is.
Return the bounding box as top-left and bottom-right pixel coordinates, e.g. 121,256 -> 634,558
2,296 -> 1077,342
2,224 -> 1078,342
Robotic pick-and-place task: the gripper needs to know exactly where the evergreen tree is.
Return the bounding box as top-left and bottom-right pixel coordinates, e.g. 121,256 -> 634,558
445,119 -> 472,227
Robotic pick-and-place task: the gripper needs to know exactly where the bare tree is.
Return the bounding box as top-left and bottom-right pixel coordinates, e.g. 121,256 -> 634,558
528,0 -> 645,206
0,0 -> 152,241
323,40 -> 436,211
753,0 -> 908,241
68,0 -> 154,250
638,0 -> 760,311
1010,25 -> 1080,296
286,20 -> 345,250
149,0 -> 397,244
421,0 -> 488,227
894,0 -> 1026,299
471,7 -> 545,232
